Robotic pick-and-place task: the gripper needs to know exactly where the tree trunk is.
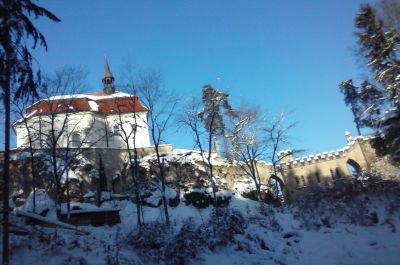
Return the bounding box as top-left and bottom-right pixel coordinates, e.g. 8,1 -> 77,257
51,141 -> 61,218
2,65 -> 11,265
155,146 -> 170,226
66,170 -> 71,217
127,149 -> 142,227
25,122 -> 37,213
2,31 -> 12,265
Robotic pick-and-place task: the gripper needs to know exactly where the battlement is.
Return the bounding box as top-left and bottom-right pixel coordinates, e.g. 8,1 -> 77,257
280,135 -> 376,169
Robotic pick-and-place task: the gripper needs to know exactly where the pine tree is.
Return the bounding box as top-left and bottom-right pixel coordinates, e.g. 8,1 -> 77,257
358,81 -> 384,128
339,79 -> 363,135
355,4 -> 400,104
339,3 -> 400,163
0,1 -> 59,264
199,85 -> 237,159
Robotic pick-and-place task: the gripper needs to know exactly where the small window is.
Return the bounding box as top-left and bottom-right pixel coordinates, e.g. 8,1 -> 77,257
113,124 -> 120,134
336,168 -> 342,179
295,176 -> 300,186
330,169 -> 335,180
301,175 -> 306,186
71,133 -> 81,147
315,172 -> 321,183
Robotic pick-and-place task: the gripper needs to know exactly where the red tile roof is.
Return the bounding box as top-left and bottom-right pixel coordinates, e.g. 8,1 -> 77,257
97,98 -> 148,114
24,93 -> 148,118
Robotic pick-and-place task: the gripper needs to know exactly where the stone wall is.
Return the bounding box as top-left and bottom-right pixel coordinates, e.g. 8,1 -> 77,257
0,144 -> 173,198
265,136 -> 380,201
1,135 -> 383,202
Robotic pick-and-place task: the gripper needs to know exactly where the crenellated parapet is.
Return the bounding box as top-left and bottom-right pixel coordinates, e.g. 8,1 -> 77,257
279,135 -> 376,170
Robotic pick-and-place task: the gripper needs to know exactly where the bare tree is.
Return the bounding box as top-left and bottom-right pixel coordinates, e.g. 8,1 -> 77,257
62,112 -> 101,216
181,97 -> 219,202
263,111 -> 302,200
28,67 -> 87,217
233,107 -> 266,200
136,71 -> 177,226
111,90 -> 146,226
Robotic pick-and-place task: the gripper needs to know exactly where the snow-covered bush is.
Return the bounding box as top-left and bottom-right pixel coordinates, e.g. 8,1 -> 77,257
129,219 -> 205,265
163,218 -> 206,265
140,180 -> 179,208
128,221 -> 172,263
234,223 -> 271,254
22,189 -> 55,216
291,175 -> 400,230
241,189 -> 281,205
257,203 -> 283,232
205,208 -> 247,250
183,190 -> 213,208
183,189 -> 231,208
129,208 -> 247,264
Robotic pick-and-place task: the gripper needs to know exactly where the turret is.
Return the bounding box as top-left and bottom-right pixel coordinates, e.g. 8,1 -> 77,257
102,58 -> 115,94
345,131 -> 353,143
278,150 -> 294,163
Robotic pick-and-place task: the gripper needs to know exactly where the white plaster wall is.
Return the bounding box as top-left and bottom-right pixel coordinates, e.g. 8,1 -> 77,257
105,112 -> 150,148
14,111 -> 151,149
14,112 -> 106,148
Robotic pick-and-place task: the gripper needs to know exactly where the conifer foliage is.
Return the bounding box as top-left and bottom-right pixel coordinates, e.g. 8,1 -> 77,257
0,1 -> 59,264
339,4 -> 400,162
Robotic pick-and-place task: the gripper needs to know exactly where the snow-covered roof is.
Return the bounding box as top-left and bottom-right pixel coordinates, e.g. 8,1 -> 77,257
47,91 -> 134,101
14,91 -> 148,125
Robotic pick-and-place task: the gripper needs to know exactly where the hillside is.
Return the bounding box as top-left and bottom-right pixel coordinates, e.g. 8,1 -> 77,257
6,177 -> 400,265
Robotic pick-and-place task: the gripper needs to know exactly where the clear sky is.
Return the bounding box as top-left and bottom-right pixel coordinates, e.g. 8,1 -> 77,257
4,0 -> 377,154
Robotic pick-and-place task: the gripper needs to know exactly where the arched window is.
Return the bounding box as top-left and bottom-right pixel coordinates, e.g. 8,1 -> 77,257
71,133 -> 81,147
335,168 -> 342,179
301,175 -> 306,186
295,176 -> 300,186
347,159 -> 361,179
330,169 -> 335,180
269,175 -> 284,198
315,172 -> 321,183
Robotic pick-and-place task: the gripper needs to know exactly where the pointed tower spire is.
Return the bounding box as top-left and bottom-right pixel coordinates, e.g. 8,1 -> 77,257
102,57 -> 115,94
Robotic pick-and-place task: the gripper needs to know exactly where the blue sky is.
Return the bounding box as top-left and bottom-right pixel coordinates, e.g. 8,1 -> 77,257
5,0 -> 377,154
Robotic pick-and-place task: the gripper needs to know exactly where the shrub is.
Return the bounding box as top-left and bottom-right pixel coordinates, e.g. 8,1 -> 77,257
257,203 -> 283,232
183,191 -> 212,208
205,208 -> 247,250
163,218 -> 206,265
128,221 -> 171,263
241,190 -> 281,205
129,208 -> 247,264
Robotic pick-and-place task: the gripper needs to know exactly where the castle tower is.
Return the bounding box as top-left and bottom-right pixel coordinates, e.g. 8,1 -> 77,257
102,58 -> 115,94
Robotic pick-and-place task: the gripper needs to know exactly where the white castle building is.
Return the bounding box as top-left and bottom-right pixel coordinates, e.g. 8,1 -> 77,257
13,60 -> 151,150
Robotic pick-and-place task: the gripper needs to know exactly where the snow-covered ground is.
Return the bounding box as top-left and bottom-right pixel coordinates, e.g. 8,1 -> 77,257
4,187 -> 400,265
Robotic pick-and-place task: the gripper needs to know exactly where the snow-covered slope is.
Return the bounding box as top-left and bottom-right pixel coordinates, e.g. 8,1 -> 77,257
6,184 -> 400,265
